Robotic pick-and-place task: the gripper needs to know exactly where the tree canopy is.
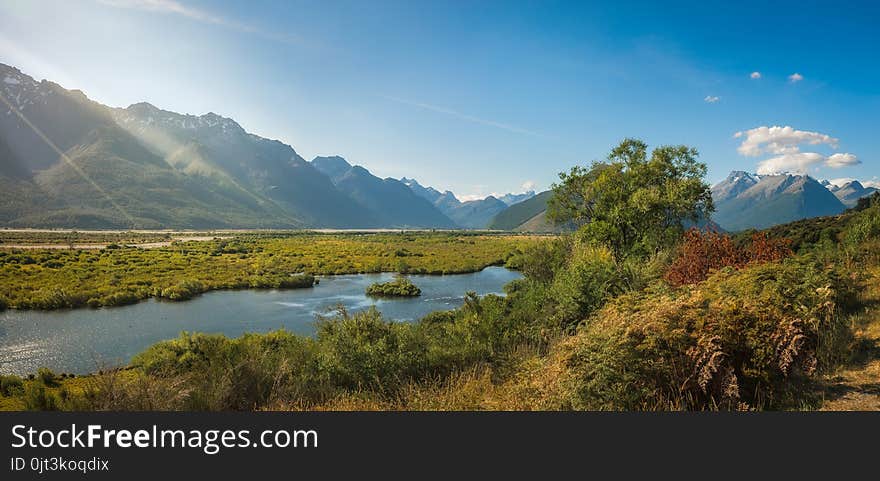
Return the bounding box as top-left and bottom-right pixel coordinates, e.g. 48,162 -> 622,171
547,138 -> 713,259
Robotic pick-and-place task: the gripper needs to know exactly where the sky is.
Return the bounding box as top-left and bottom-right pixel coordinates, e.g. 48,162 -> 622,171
1,0 -> 878,198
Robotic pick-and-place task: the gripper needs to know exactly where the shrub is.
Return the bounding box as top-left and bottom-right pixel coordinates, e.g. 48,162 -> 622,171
133,332 -> 234,375
0,374 -> 24,396
555,257 -> 856,410
509,238 -> 571,284
277,274 -> 316,289
420,310 -> 457,324
746,232 -> 793,263
366,277 -> 421,297
548,244 -> 625,329
100,291 -> 140,307
123,298 -> 533,410
315,308 -> 428,391
132,330 -> 325,410
23,384 -> 60,411
665,229 -> 744,285
845,207 -> 880,246
37,368 -> 59,387
665,229 -> 792,286
158,280 -> 204,301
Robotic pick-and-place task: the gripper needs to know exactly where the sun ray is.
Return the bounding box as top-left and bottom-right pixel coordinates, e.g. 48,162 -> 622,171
0,90 -> 138,227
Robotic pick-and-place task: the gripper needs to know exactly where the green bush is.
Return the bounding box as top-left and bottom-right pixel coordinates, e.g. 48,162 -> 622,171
420,310 -> 457,324
505,238 -> 570,283
37,368 -> 59,387
23,384 -> 60,411
365,277 -> 421,297
0,375 -> 24,396
845,208 -> 880,246
158,280 -> 205,301
548,244 -> 625,329
315,308 -> 428,391
100,291 -> 140,307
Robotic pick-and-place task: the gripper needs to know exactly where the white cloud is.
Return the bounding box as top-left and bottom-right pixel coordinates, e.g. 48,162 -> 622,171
754,151 -> 859,175
736,125 -> 860,175
521,180 -> 536,191
788,72 -> 804,83
750,71 -> 762,79
826,153 -> 860,168
704,95 -> 720,103
865,179 -> 880,189
734,125 -> 838,157
756,152 -> 826,175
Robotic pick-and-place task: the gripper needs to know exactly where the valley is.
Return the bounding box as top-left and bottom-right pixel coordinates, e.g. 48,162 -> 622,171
2,62 -> 879,413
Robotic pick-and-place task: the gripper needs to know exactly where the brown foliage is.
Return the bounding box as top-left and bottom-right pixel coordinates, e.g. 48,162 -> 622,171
746,231 -> 793,264
665,229 -> 792,286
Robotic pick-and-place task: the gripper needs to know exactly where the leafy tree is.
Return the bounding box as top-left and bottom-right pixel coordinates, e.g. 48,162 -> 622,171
548,138 -> 713,259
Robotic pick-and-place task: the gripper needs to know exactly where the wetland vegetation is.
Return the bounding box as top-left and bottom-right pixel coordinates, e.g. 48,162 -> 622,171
0,232 -> 540,310
3,140 -> 879,411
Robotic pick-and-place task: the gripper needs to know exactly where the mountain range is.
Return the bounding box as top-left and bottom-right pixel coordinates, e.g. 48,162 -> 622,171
311,157 -> 455,228
712,172 -> 844,231
487,191 -> 555,231
822,179 -> 879,207
2,63 -> 874,232
400,177 -> 532,228
0,63 -> 529,230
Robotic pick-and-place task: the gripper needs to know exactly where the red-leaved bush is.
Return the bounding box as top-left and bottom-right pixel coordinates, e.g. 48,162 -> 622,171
665,229 -> 792,286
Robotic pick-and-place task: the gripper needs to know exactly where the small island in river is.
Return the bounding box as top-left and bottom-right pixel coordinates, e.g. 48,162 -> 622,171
365,277 -> 422,297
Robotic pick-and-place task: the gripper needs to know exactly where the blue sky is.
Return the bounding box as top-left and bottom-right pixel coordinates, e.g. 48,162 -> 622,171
1,0 -> 878,198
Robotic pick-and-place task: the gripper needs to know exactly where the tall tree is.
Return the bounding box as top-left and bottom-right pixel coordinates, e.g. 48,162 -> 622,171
548,138 -> 713,259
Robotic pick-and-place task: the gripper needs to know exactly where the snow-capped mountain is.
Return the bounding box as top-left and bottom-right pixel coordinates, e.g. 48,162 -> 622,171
497,190 -> 536,206
711,171 -> 846,231
825,180 -> 879,207
711,171 -> 761,203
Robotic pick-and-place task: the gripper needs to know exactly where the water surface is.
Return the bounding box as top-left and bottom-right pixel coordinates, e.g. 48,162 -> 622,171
0,267 -> 521,375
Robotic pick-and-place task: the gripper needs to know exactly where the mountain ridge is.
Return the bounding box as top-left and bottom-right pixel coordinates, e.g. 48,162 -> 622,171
0,63 -> 456,229
826,180 -> 879,207
312,157 -> 455,228
711,172 -> 848,231
400,177 -> 534,228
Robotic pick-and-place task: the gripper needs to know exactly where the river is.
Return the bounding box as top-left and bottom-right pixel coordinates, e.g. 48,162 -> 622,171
0,267 -> 521,375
